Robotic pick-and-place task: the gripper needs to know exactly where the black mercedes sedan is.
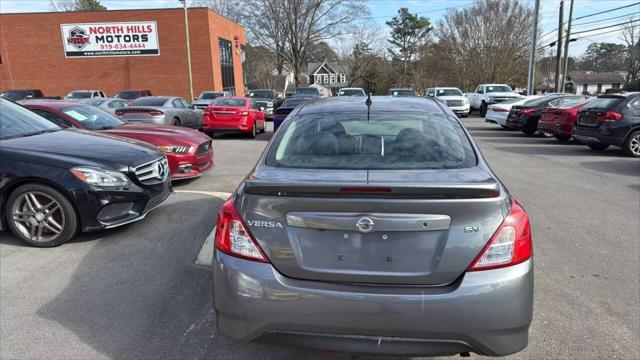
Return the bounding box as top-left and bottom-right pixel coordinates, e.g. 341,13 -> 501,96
0,99 -> 172,247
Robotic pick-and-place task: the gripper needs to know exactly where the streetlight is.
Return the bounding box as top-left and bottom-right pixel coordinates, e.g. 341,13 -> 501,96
179,0 -> 194,101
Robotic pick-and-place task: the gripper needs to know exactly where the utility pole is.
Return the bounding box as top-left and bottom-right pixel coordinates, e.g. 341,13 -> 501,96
561,0 -> 574,93
554,0 -> 564,92
527,0 -> 541,95
180,0 -> 194,101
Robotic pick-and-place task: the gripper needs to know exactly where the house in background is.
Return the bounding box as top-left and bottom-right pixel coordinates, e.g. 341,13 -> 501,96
566,71 -> 626,95
308,61 -> 348,96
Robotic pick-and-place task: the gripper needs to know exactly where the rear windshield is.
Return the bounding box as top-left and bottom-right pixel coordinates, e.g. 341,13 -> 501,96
339,89 -> 365,96
61,106 -> 124,130
1,91 -> 29,100
84,98 -> 107,106
389,89 -> 416,96
486,86 -> 512,93
130,98 -> 167,106
523,97 -> 558,107
294,88 -> 319,96
266,112 -> 476,170
66,92 -> 91,99
582,97 -> 624,110
248,91 -> 275,99
200,92 -> 222,100
436,89 -> 463,96
212,98 -> 246,107
280,98 -> 307,108
116,91 -> 141,99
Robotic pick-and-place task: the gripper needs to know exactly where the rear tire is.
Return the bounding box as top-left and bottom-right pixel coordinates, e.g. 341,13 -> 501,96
622,130 -> 640,157
554,134 -> 571,142
172,118 -> 181,126
5,183 -> 79,247
522,126 -> 536,135
587,143 -> 609,151
247,123 -> 257,138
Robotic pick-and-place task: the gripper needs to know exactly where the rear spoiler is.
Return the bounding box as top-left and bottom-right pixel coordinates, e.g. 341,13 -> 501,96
242,181 -> 501,199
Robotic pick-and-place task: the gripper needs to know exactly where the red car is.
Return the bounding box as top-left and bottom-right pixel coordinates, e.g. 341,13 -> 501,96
203,97 -> 266,138
21,100 -> 213,180
538,98 -> 592,141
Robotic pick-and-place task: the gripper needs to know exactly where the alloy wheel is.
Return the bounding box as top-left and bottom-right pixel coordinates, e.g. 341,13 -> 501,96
11,191 -> 65,243
630,134 -> 640,156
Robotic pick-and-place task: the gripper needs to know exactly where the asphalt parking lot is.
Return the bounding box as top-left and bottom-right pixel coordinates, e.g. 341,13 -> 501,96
1,116 -> 639,359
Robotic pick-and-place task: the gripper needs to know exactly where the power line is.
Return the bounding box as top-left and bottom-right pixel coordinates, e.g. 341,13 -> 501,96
571,18 -> 640,35
573,2 -> 640,21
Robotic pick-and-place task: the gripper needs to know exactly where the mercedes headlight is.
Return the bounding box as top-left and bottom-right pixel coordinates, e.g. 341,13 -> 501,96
71,167 -> 129,187
158,145 -> 191,153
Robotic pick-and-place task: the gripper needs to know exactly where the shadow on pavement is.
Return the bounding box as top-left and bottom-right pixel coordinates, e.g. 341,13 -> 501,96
34,195 -> 358,359
581,160 -> 640,177
494,145 -> 628,158
211,131 -> 273,142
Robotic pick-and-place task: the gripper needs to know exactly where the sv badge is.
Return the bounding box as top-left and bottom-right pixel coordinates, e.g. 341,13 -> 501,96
464,225 -> 481,233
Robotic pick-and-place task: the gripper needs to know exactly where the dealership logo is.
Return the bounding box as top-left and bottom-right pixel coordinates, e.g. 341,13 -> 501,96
66,26 -> 90,50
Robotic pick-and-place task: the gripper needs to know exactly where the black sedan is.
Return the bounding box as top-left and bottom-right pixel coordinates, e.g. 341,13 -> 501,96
573,92 -> 640,157
506,95 -> 589,135
0,99 -> 172,247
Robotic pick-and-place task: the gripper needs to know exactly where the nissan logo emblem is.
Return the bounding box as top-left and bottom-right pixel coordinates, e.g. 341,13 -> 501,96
356,217 -> 375,233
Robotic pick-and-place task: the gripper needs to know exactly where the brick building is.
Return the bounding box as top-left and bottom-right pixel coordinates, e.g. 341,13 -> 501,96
0,8 -> 247,99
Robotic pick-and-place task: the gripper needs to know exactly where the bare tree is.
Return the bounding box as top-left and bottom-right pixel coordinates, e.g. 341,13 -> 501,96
190,0 -> 246,24
50,0 -> 106,11
434,0 -> 533,89
337,20 -> 386,87
621,16 -> 640,82
243,0 -> 288,76
49,0 -> 77,11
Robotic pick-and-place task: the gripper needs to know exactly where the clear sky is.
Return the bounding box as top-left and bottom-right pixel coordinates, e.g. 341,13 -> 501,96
1,0 -> 638,57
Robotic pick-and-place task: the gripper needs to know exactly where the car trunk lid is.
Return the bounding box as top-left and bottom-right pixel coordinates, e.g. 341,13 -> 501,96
237,167 -> 505,286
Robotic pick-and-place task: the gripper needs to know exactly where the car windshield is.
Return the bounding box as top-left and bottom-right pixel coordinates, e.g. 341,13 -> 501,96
84,98 -> 107,106
389,89 -> 415,96
130,98 -> 167,106
1,91 -> 29,101
294,88 -> 319,96
436,89 -> 463,96
66,92 -> 92,99
267,112 -> 476,170
339,89 -> 365,96
549,97 -> 590,108
485,86 -> 512,93
212,98 -> 246,107
61,106 -> 125,130
200,92 -> 222,100
582,97 -> 625,110
0,99 -> 61,140
248,91 -> 275,99
116,91 -> 141,99
523,97 -> 558,107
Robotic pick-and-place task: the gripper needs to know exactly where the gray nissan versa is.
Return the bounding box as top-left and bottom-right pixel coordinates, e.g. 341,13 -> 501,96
212,96 -> 533,357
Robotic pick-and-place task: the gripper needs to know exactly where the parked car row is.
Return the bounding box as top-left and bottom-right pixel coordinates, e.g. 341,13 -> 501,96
484,92 -> 640,157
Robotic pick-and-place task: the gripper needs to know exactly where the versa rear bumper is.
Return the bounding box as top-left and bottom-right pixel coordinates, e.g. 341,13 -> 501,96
213,252 -> 533,356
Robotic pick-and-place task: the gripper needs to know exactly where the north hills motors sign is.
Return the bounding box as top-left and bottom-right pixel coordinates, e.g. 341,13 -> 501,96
61,22 -> 159,57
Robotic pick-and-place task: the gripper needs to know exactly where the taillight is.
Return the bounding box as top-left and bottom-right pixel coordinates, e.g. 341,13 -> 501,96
468,200 -> 532,271
521,108 -> 537,116
115,110 -> 124,116
215,197 -> 269,263
493,108 -> 509,112
237,111 -> 249,116
600,111 -> 622,122
149,111 -> 164,117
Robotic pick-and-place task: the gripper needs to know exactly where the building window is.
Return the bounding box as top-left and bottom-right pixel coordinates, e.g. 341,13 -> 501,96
219,38 -> 235,95
612,83 -> 620,89
241,45 -> 247,90
323,75 -> 329,84
330,74 -> 336,83
582,84 -> 588,93
315,75 -> 320,84
340,73 -> 345,83
596,84 -> 602,93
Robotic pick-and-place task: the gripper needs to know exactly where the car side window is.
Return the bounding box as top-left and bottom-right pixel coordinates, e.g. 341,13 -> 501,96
31,109 -> 74,128
427,89 -> 434,97
629,97 -> 640,110
172,99 -> 184,108
476,86 -> 484,94
179,99 -> 191,109
108,100 -> 123,108
250,100 -> 257,109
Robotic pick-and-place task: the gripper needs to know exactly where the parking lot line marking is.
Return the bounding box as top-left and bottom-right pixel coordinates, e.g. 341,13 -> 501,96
195,226 -> 216,267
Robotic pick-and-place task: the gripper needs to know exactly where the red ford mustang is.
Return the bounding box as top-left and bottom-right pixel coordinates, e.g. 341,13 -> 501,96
20,100 -> 214,180
202,97 -> 266,138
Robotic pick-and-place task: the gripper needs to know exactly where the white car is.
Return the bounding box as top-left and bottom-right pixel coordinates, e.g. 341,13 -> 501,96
467,84 -> 522,116
338,87 -> 366,97
64,90 -> 106,100
426,87 -> 470,117
485,96 -> 542,127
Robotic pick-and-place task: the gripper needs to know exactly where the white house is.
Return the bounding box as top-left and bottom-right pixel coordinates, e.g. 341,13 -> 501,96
308,61 -> 348,96
566,71 -> 626,95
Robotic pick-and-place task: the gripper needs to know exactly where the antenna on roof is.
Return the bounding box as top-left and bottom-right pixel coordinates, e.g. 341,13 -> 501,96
366,93 -> 372,123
